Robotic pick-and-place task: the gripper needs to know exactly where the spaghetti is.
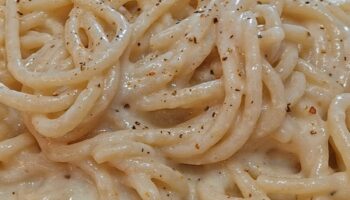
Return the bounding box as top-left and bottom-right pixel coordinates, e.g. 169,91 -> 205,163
0,0 -> 350,199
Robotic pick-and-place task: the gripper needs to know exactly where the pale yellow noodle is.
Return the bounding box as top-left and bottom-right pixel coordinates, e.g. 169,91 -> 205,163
0,0 -> 349,200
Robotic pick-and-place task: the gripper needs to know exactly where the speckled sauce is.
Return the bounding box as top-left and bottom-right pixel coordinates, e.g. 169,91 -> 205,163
0,0 -> 350,199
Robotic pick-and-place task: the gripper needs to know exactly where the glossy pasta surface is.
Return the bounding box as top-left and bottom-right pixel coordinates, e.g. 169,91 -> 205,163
0,0 -> 350,199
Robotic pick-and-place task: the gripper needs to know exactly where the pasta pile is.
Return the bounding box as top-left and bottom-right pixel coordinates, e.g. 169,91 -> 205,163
0,0 -> 350,199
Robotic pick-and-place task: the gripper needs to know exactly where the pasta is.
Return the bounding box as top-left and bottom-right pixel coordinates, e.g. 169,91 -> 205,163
0,0 -> 349,199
